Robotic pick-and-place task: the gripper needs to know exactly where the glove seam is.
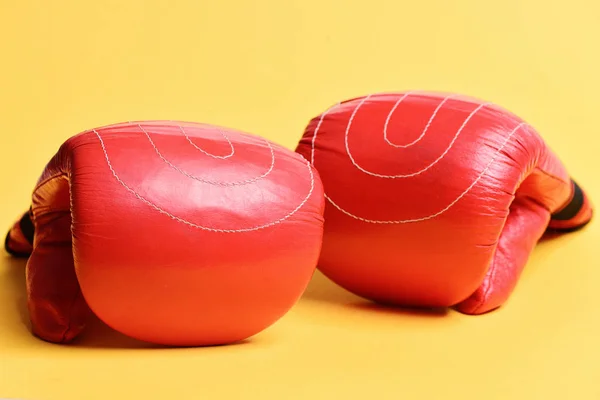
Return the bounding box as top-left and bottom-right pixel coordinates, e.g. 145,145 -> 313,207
472,254 -> 499,314
533,166 -> 569,186
33,172 -> 68,194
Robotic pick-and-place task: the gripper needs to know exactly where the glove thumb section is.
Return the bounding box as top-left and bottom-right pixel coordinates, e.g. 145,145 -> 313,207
26,210 -> 90,343
454,198 -> 550,314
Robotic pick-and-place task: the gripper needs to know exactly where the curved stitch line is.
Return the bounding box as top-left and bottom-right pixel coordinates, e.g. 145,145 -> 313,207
179,125 -> 235,159
310,96 -> 566,186
383,93 -> 458,148
93,129 -> 316,233
321,122 -> 528,224
345,95 -> 491,178
137,124 -> 275,187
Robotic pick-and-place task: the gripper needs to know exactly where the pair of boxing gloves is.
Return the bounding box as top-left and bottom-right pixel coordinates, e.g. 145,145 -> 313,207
5,91 -> 593,346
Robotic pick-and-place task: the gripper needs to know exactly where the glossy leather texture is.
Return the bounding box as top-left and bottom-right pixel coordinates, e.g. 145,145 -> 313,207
5,120 -> 325,346
295,91 -> 593,315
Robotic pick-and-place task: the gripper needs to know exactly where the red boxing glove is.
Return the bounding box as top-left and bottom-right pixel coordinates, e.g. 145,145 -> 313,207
5,121 -> 324,345
296,92 -> 593,314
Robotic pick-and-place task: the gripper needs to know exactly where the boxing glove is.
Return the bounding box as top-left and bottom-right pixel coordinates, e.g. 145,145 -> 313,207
295,91 -> 593,314
5,120 -> 325,345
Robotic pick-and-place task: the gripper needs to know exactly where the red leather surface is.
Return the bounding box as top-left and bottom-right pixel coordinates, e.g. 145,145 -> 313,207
295,91 -> 593,314
7,120 -> 325,345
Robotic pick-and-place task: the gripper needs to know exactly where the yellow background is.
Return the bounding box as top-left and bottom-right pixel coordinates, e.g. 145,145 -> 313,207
1,0 -> 599,399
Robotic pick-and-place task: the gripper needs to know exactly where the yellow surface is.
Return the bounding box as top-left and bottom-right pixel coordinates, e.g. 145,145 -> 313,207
1,0 -> 599,399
